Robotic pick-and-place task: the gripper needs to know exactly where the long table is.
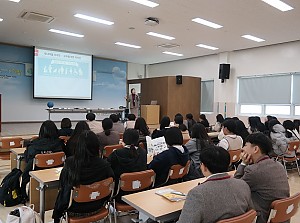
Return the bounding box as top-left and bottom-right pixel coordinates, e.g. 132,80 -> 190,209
122,170 -> 235,222
46,108 -> 124,120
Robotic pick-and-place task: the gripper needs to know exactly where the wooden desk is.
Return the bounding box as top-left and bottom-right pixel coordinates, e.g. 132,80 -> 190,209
29,167 -> 62,222
122,171 -> 235,222
147,154 -> 153,164
10,147 -> 26,170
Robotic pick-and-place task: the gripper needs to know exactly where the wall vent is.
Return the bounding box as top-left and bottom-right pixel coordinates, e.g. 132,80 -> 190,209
19,11 -> 54,23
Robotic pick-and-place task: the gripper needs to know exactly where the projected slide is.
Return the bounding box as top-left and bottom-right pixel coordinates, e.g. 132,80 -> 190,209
34,47 -> 92,99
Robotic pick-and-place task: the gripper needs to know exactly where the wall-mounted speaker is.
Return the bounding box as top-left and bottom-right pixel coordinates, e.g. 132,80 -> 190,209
176,75 -> 182,85
219,64 -> 230,83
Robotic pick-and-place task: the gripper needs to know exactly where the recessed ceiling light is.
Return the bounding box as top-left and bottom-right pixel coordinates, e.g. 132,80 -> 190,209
192,18 -> 222,29
49,29 -> 84,38
0,18 -> 3,22
163,51 -> 183,57
242,35 -> 265,42
115,42 -> 141,49
74,14 -> 114,25
261,0 -> 293,12
129,0 -> 159,8
8,0 -> 20,2
146,32 -> 175,40
196,44 -> 219,50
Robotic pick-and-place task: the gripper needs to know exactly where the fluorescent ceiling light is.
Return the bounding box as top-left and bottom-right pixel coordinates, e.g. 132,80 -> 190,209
49,29 -> 84,38
0,18 -> 3,22
115,42 -> 141,49
192,18 -> 222,29
130,0 -> 159,8
261,0 -> 293,12
74,14 -> 114,25
196,44 -> 219,50
163,51 -> 183,57
8,0 -> 20,2
242,35 -> 265,42
146,32 -> 175,40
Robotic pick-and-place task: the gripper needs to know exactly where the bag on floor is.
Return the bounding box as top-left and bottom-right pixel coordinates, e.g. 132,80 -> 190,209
0,168 -> 22,207
6,205 -> 39,223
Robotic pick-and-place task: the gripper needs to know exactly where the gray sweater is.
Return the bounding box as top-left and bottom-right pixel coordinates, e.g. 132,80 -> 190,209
177,173 -> 253,223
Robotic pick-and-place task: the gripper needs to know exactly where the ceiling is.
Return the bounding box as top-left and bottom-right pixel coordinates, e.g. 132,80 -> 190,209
0,0 -> 300,65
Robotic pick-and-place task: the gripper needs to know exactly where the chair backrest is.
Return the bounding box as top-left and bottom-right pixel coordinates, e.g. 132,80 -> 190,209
217,209 -> 257,223
59,136 -> 70,144
118,169 -> 155,193
268,193 -> 300,223
287,141 -> 300,152
229,149 -> 242,164
33,151 -> 65,170
167,160 -> 191,183
0,137 -> 23,149
72,177 -> 114,203
102,144 -> 123,158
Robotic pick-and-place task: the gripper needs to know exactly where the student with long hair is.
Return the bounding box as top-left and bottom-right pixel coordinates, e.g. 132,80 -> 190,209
214,114 -> 225,132
199,114 -> 210,128
186,113 -> 196,134
65,121 -> 90,157
235,120 -> 250,146
152,116 -> 170,139
134,117 -> 151,142
21,120 -> 65,200
283,120 -> 300,140
107,129 -> 147,202
52,131 -> 114,223
97,118 -> 119,154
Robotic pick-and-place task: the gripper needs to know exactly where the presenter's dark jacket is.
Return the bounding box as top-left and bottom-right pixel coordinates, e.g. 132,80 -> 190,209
52,156 -> 114,222
148,146 -> 189,187
107,146 -> 147,202
21,138 -> 65,197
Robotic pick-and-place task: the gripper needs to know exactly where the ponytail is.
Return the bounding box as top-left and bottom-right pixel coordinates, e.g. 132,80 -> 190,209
104,129 -> 111,136
129,144 -> 138,158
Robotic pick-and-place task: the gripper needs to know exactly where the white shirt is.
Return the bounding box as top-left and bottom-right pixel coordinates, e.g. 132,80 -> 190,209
218,134 -> 243,151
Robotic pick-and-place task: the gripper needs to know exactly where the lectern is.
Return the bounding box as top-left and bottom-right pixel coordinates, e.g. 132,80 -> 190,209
141,105 -> 160,125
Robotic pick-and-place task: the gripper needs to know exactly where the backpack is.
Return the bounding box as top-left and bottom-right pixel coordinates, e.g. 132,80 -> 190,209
6,205 -> 38,223
0,168 -> 22,207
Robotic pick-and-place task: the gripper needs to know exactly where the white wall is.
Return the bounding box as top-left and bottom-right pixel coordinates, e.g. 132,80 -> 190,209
127,63 -> 145,80
146,41 -> 300,123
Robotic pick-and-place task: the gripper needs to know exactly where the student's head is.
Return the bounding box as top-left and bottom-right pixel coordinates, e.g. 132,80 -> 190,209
134,117 -> 150,136
109,114 -> 120,123
131,88 -> 136,94
72,121 -> 90,137
235,120 -> 247,133
243,133 -> 272,162
39,120 -> 59,139
160,116 -> 170,130
199,145 -> 230,176
283,120 -> 295,131
199,114 -> 207,122
101,118 -> 113,136
222,119 -> 236,135
191,123 -> 209,140
123,129 -> 139,146
61,118 -> 72,129
165,127 -> 183,146
127,113 -> 136,121
216,114 -> 224,123
86,113 -> 96,121
174,114 -> 183,125
248,116 -> 257,128
179,124 -> 188,132
294,119 -> 300,132
186,113 -> 193,120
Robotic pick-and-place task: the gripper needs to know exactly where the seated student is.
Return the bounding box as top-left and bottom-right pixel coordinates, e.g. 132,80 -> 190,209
52,130 -> 114,223
283,120 -> 300,141
178,146 -> 253,223
235,133 -> 290,223
185,113 -> 196,135
58,117 -> 73,136
107,129 -> 147,202
235,120 -> 249,146
248,116 -> 266,134
152,116 -> 170,139
21,120 -> 65,200
148,127 -> 189,187
86,113 -> 102,134
65,121 -> 90,157
218,119 -> 243,151
110,113 -> 125,134
97,118 -> 119,154
185,123 -> 210,170
199,114 -> 210,128
174,113 -> 184,126
179,124 -> 190,140
134,117 -> 151,143
214,113 -> 224,132
124,113 -> 136,129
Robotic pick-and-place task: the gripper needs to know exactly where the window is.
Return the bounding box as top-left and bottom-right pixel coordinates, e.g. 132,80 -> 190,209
201,80 -> 214,113
294,106 -> 300,116
240,105 -> 262,114
265,105 -> 291,115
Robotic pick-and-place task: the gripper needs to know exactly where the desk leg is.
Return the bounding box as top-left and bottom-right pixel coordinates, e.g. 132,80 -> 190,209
39,183 -> 46,223
10,153 -> 17,170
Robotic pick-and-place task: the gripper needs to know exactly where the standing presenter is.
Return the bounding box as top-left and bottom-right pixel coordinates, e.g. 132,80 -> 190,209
125,88 -> 139,117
